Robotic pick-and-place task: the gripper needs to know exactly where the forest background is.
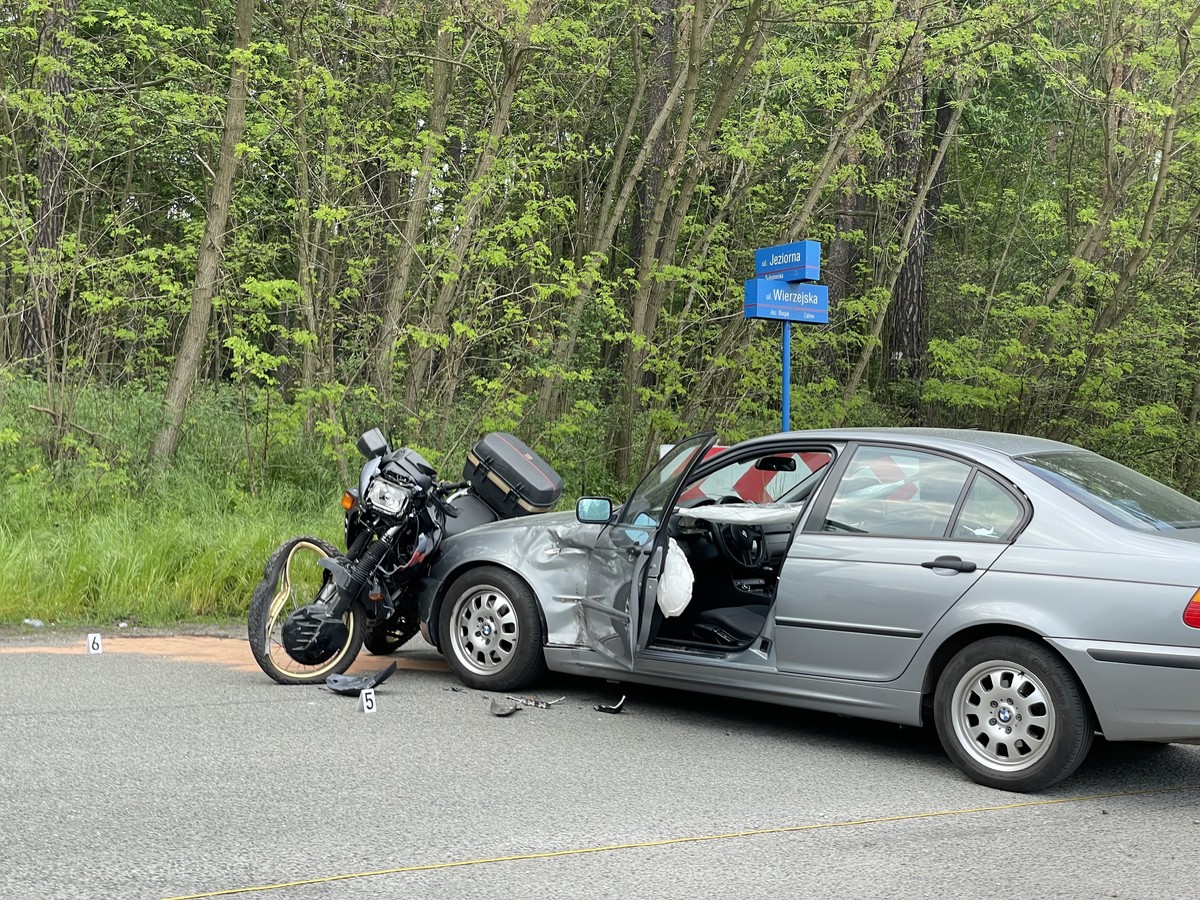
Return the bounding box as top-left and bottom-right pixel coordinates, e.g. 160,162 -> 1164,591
3,0 -> 1200,624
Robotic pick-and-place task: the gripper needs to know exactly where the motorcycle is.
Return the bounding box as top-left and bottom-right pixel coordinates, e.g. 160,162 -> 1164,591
247,428 -> 562,685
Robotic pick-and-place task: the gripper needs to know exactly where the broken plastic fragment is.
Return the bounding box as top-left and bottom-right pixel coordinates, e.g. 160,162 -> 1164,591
594,695 -> 626,714
324,661 -> 398,696
506,695 -> 565,710
489,698 -> 520,717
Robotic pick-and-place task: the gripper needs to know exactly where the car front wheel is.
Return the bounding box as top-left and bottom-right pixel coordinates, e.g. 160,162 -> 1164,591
934,636 -> 1093,792
439,566 -> 546,692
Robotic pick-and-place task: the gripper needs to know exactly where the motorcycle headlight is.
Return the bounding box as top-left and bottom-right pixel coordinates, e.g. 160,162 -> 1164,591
366,478 -> 410,517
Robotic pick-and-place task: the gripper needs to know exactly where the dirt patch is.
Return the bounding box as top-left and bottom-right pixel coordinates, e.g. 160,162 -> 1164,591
0,635 -> 449,675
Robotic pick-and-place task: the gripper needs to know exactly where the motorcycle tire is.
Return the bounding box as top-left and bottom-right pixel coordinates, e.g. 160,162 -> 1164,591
247,535 -> 366,685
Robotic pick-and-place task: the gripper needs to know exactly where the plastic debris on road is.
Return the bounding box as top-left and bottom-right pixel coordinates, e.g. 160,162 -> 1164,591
594,695 -> 626,714
324,661 -> 398,696
489,698 -> 521,717
506,695 -> 564,709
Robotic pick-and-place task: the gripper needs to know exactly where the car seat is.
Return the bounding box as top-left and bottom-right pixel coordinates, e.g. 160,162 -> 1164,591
692,604 -> 768,646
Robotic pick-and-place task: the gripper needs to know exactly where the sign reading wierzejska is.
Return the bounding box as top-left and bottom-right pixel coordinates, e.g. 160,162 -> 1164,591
743,279 -> 829,323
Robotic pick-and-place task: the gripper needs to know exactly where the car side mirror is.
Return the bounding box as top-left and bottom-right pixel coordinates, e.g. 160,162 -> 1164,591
576,496 -> 614,524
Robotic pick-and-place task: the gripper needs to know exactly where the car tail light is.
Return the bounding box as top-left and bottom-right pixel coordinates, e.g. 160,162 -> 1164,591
1184,589 -> 1200,628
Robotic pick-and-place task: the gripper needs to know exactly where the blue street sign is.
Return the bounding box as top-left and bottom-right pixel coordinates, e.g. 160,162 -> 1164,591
754,240 -> 820,281
743,278 -> 829,324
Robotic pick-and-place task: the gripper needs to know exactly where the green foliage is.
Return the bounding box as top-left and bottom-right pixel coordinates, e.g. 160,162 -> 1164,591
6,0 -> 1200,622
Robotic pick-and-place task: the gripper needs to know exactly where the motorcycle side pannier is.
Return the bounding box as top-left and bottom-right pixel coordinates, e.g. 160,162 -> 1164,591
464,432 -> 563,517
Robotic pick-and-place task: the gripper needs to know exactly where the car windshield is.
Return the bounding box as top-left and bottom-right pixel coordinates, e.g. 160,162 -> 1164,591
775,462 -> 833,503
1017,450 -> 1200,532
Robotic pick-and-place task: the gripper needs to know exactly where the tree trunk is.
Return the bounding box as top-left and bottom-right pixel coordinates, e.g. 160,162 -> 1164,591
151,0 -> 254,463
841,77 -> 971,411
826,144 -> 860,324
632,0 -> 768,470
373,23 -> 455,398
612,0 -> 681,482
628,0 -> 676,289
782,9 -> 932,243
884,88 -> 952,391
23,0 -> 78,371
401,12 -> 544,418
290,22 -> 321,438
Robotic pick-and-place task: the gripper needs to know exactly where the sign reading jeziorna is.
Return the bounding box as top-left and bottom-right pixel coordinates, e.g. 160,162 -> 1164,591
754,240 -> 820,281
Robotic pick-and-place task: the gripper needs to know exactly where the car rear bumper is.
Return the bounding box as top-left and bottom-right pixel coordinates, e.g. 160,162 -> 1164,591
1049,638 -> 1200,741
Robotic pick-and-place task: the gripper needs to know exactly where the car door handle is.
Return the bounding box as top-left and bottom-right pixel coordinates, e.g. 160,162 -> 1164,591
921,555 -> 977,573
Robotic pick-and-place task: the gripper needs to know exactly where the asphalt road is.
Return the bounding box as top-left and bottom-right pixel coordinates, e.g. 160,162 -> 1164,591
2,632 -> 1199,900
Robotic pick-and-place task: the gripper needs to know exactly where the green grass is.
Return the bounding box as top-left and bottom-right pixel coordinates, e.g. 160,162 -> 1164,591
0,486 -> 344,625
0,374 -> 347,625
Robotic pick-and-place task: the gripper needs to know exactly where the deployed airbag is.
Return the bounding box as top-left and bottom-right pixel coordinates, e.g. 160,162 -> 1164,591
678,502 -> 804,526
657,538 -> 694,617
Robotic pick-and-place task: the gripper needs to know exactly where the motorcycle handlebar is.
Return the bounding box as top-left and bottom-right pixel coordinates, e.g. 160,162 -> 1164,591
430,482 -> 466,518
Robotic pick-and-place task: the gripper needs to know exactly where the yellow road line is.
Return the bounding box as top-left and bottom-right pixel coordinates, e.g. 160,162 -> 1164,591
161,782 -> 1200,899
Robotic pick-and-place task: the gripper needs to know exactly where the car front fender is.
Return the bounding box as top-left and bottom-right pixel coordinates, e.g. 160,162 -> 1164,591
418,512 -> 603,649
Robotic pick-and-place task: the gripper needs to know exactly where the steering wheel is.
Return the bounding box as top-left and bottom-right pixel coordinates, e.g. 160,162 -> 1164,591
710,520 -> 768,569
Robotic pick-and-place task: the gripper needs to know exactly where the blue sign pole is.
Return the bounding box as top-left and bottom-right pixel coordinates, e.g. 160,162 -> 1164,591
744,240 -> 825,432
782,322 -> 791,432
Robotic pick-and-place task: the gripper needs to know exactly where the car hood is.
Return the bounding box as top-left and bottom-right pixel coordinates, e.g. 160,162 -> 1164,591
1147,527 -> 1200,545
435,508 -> 603,568
447,508 -> 580,542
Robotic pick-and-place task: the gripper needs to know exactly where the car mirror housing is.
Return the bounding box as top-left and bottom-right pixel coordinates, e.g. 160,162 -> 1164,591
756,455 -> 797,472
576,496 -> 614,524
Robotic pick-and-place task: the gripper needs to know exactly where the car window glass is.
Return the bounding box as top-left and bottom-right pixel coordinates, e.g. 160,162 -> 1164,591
680,450 -> 833,505
617,433 -> 714,536
822,447 -> 971,537
1018,450 -> 1200,532
952,474 -> 1023,541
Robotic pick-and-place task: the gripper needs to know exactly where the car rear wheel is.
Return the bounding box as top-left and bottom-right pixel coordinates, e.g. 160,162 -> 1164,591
934,636 -> 1093,792
439,566 -> 546,691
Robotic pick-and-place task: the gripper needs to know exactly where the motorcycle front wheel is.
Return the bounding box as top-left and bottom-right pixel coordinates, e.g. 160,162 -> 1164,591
247,536 -> 366,685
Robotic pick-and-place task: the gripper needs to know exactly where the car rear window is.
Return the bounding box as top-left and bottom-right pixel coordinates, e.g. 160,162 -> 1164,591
1017,450 -> 1200,533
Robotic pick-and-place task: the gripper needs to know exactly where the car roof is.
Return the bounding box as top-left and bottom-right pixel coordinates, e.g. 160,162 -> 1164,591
738,427 -> 1080,460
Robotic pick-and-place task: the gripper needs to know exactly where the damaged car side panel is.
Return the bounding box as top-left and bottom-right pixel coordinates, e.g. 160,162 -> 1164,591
419,511 -> 605,650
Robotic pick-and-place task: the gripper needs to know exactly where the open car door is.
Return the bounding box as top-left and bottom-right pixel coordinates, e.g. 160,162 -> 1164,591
580,432 -> 718,668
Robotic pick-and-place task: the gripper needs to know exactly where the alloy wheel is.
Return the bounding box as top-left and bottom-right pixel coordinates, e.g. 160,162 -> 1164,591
950,659 -> 1057,773
448,584 -> 521,676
